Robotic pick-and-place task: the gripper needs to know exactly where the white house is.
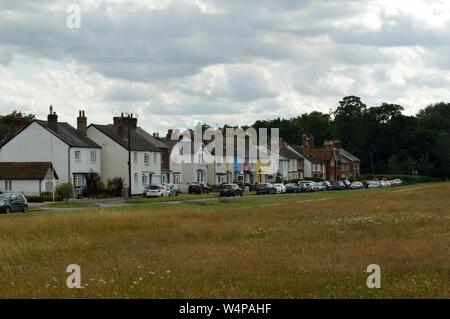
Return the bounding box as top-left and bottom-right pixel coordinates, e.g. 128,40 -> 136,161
87,114 -> 162,196
0,107 -> 101,194
159,130 -> 210,192
0,162 -> 59,197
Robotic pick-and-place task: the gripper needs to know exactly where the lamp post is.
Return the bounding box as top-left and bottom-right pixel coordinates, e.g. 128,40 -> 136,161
124,113 -> 132,198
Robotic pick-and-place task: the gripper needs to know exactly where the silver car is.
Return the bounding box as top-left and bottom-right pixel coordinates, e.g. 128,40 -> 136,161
349,181 -> 364,189
367,181 -> 380,189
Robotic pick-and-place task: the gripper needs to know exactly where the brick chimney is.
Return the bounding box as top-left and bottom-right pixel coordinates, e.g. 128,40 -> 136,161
13,116 -> 26,133
113,113 -> 137,139
333,140 -> 341,149
77,110 -> 87,136
47,105 -> 58,131
303,134 -> 312,156
166,129 -> 173,141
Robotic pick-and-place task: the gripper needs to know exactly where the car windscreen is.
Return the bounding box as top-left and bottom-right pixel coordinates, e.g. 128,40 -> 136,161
222,185 -> 232,189
0,194 -> 11,200
149,185 -> 161,190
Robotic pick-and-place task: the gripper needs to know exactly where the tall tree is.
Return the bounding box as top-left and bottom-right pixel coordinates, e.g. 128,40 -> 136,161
0,111 -> 35,144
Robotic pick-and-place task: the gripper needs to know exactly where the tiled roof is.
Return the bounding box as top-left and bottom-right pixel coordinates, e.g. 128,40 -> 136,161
35,120 -> 101,148
134,128 -> 168,149
280,144 -> 303,160
340,148 -> 360,162
290,145 -> 323,164
313,149 -> 333,161
0,162 -> 58,180
90,124 -> 161,152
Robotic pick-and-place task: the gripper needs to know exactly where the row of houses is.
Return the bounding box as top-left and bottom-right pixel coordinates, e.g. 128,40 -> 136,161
0,107 -> 360,197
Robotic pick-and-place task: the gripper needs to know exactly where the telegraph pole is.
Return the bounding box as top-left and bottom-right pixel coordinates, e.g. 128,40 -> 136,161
127,114 -> 132,198
370,151 -> 375,175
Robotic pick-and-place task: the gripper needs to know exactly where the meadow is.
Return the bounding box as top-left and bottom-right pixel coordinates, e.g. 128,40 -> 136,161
0,183 -> 448,298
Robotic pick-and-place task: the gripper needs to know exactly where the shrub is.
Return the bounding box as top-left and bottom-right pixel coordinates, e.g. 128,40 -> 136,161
84,173 -> 101,197
42,192 -> 63,202
55,183 -> 74,201
106,177 -> 124,197
26,196 -> 44,203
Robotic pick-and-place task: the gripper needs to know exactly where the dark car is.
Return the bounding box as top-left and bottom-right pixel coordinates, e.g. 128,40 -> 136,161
219,184 -> 243,197
0,193 -> 28,214
297,181 -> 314,192
285,183 -> 301,193
331,181 -> 347,190
188,182 -> 210,194
256,183 -> 275,195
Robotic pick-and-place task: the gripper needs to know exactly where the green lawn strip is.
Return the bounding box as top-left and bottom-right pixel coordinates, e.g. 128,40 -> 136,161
43,201 -> 100,208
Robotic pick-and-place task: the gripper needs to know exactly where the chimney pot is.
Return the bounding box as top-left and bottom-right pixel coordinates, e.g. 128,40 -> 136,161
167,129 -> 174,140
47,106 -> 58,131
77,110 -> 87,136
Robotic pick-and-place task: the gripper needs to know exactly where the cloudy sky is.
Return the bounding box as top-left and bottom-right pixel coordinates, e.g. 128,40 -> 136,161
1,0 -> 450,134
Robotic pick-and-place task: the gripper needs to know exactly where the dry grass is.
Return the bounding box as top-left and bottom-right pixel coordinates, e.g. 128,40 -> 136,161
0,183 -> 449,298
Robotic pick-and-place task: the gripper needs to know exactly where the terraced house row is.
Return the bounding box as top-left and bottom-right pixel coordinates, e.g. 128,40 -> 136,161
0,108 -> 360,197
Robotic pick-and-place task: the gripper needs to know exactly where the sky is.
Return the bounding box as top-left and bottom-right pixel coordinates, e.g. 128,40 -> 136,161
1,0 -> 450,134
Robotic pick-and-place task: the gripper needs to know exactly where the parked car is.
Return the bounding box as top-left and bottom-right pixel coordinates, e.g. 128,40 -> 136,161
331,181 -> 346,190
297,181 -> 314,192
163,183 -> 180,196
285,184 -> 301,193
188,182 -> 210,194
379,180 -> 390,188
349,181 -> 364,189
256,183 -> 275,195
0,193 -> 28,213
367,181 -> 380,189
311,182 -> 326,191
219,184 -> 243,197
393,178 -> 404,186
343,180 -> 351,189
272,183 -> 286,194
144,185 -> 171,198
324,181 -> 332,190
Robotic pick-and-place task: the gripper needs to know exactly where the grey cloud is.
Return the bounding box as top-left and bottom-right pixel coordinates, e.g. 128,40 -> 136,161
1,0 -> 450,131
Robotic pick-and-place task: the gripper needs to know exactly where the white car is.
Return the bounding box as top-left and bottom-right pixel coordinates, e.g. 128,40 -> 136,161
393,178 -> 403,186
379,180 -> 390,188
367,181 -> 380,189
349,181 -> 364,189
163,183 -> 180,196
311,182 -> 326,191
272,183 -> 286,194
144,185 -> 171,198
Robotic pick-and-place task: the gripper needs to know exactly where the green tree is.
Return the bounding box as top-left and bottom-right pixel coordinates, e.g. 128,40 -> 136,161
0,111 -> 35,144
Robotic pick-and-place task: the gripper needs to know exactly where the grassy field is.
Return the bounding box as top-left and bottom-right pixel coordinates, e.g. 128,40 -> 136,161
0,182 -> 448,298
126,191 -> 257,204
126,192 -> 219,203
43,201 -> 100,208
